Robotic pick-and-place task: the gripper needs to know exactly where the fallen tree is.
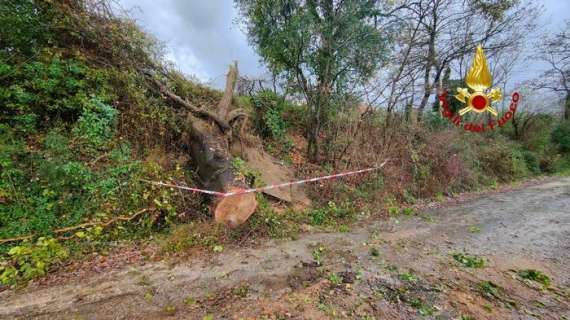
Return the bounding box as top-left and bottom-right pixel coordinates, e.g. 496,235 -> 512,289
147,62 -> 257,227
41,0 -> 258,227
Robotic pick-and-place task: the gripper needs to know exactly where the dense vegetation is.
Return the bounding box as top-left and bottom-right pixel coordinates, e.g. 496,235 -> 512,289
1,0 -> 569,287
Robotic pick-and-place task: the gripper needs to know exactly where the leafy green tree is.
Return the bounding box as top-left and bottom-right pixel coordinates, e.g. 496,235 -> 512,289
236,0 -> 390,161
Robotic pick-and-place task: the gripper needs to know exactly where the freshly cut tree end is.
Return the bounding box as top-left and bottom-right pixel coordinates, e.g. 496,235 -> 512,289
214,189 -> 257,227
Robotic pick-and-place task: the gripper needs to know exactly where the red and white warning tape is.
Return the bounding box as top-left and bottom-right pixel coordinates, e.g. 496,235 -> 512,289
142,159 -> 389,198
139,181 -> 228,196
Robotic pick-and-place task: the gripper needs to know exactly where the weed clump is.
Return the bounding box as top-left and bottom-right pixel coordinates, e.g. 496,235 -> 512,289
312,246 -> 326,266
232,284 -> 250,298
408,297 -> 434,316
369,247 -> 380,257
478,280 -> 500,299
401,207 -> 415,216
239,195 -> 301,239
399,272 -> 417,282
517,269 -> 551,286
452,252 -> 485,268
327,273 -> 343,286
307,201 -> 355,227
467,226 -> 481,233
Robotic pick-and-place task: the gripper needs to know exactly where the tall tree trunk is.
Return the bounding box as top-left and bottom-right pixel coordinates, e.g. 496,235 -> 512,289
405,99 -> 413,123
417,64 -> 432,122
307,1 -> 334,163
307,76 -> 331,162
417,8 -> 438,122
307,129 -> 319,162
307,95 -> 323,162
512,112 -> 520,140
564,91 -> 570,120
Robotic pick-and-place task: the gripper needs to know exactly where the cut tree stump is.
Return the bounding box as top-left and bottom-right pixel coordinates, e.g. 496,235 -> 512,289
148,62 -> 257,227
214,188 -> 257,226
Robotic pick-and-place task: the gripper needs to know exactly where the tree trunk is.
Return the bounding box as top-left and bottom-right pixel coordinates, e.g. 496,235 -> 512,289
405,99 -> 413,123
307,103 -> 321,162
512,112 -> 520,140
417,65 -> 432,122
307,85 -> 328,163
149,62 -> 257,227
564,92 -> 570,120
417,12 -> 437,123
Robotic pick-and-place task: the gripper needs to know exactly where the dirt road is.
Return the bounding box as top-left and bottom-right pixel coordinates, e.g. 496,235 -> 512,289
1,177 -> 569,319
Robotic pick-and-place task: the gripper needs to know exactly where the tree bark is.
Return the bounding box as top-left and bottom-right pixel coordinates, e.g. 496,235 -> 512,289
148,62 -> 257,227
564,92 -> 570,120
417,64 -> 433,122
307,98 -> 322,162
185,114 -> 257,227
417,4 -> 438,122
405,99 -> 413,123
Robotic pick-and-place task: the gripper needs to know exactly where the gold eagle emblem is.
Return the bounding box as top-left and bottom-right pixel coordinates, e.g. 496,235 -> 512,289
455,45 -> 502,116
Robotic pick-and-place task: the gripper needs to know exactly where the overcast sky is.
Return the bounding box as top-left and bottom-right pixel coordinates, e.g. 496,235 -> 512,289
117,0 -> 570,89
117,0 -> 263,87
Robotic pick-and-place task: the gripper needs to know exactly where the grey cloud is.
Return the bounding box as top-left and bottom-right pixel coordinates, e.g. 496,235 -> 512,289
118,0 -> 569,89
119,0 -> 265,87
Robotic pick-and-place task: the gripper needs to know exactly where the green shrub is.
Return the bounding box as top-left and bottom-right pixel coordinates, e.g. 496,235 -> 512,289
538,152 -> 559,173
477,141 -> 529,182
0,237 -> 68,286
0,55 -> 114,130
354,175 -> 384,198
426,111 -> 451,130
72,98 -> 118,149
553,156 -> 570,175
552,121 -> 570,153
521,151 -> 540,174
521,114 -> 555,155
250,90 -> 287,140
231,157 -> 263,187
511,148 -> 531,178
0,119 -> 156,248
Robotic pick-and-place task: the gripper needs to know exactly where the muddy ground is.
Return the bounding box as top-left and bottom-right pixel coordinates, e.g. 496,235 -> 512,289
1,177 -> 569,319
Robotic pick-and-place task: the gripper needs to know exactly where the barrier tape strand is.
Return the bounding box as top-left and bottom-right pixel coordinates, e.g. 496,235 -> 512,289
142,159 -> 389,198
